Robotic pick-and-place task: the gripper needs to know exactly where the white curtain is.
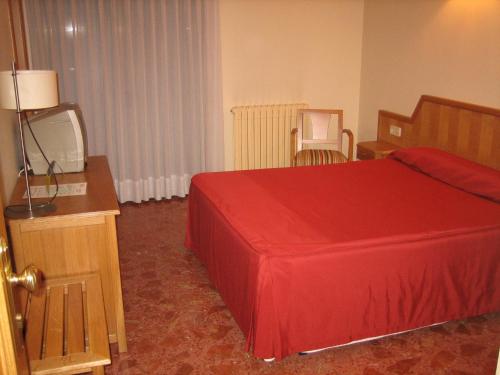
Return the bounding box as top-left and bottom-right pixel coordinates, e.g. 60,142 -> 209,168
24,0 -> 224,203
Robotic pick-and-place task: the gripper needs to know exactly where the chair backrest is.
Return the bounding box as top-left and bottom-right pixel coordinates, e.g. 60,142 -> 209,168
295,109 -> 344,153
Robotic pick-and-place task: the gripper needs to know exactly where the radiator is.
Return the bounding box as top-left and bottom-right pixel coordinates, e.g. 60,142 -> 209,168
232,103 -> 308,170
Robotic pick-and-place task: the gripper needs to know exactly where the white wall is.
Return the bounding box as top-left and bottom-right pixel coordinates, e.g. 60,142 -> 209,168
358,0 -> 500,141
219,0 -> 365,169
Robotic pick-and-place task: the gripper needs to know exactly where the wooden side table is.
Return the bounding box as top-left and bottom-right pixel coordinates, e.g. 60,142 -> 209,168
356,141 -> 399,160
7,156 -> 127,352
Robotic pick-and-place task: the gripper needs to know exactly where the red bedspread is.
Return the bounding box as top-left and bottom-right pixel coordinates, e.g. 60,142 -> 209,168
185,157 -> 500,360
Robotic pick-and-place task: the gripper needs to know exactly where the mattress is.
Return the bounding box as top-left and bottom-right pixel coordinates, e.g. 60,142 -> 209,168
185,148 -> 500,360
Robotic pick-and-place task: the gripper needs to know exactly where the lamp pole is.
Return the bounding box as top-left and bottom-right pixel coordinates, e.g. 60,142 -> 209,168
11,61 -> 34,217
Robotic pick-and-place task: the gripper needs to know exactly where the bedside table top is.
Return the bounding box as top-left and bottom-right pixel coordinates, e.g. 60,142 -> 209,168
9,155 -> 119,219
357,140 -> 399,154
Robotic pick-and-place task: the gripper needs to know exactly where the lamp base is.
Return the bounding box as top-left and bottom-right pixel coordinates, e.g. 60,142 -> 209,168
4,203 -> 56,219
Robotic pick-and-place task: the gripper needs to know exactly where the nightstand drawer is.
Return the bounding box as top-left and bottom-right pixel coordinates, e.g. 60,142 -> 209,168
356,141 -> 399,160
356,146 -> 374,160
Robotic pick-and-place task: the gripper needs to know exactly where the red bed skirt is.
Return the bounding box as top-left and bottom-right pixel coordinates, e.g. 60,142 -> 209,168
185,159 -> 500,359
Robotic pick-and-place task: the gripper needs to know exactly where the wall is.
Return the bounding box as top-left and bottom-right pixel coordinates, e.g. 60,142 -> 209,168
358,0 -> 500,141
0,0 -> 20,204
219,0 -> 365,169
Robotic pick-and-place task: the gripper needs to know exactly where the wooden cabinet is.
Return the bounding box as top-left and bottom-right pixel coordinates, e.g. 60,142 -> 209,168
356,141 -> 399,160
7,156 -> 127,352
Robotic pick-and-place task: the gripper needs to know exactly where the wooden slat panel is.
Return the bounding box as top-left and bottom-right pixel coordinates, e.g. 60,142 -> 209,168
437,105 -> 451,150
445,107 -> 460,152
420,102 -> 440,147
85,276 -> 110,360
103,216 -> 127,351
30,352 -> 109,375
457,109 -> 472,157
30,274 -> 110,375
26,292 -> 46,361
44,286 -> 64,358
377,95 -> 500,169
478,114 -> 495,165
66,283 -> 85,354
467,112 -> 482,159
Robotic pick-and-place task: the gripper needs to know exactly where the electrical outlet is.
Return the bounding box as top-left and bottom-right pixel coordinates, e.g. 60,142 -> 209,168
389,125 -> 402,137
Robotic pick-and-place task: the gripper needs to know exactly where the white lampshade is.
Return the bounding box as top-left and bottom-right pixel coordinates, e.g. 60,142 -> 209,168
0,70 -> 59,110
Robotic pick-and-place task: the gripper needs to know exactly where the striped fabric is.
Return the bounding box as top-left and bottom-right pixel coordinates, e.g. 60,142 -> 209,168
294,149 -> 348,167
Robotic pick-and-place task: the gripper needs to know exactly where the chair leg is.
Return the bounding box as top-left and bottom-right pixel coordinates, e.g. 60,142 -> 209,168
92,366 -> 105,375
291,128 -> 299,167
342,129 -> 354,161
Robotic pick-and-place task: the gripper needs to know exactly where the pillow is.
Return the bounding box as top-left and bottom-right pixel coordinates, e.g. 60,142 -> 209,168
388,147 -> 500,203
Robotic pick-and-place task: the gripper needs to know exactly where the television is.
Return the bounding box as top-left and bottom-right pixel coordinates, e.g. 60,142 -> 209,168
23,103 -> 88,175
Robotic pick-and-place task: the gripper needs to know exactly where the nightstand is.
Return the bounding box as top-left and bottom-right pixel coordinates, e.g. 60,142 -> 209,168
356,141 -> 399,160
7,156 -> 127,352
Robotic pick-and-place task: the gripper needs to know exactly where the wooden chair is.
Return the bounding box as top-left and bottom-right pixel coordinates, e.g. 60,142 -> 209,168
291,109 -> 354,167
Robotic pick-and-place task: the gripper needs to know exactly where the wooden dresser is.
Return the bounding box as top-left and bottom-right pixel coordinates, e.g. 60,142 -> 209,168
7,156 -> 127,352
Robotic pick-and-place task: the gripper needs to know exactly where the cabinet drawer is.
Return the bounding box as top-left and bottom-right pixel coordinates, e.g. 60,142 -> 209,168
356,146 -> 374,160
356,141 -> 399,160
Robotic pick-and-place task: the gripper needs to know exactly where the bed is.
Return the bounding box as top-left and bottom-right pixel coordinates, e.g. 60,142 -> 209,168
185,96 -> 500,360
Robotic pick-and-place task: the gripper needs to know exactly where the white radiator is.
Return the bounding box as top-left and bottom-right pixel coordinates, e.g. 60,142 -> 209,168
232,103 -> 308,170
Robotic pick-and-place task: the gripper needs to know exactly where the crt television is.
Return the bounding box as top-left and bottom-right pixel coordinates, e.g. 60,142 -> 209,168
23,103 -> 88,175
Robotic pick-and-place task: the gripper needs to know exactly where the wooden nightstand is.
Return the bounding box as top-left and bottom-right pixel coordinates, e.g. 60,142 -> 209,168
356,141 -> 399,160
7,156 -> 127,353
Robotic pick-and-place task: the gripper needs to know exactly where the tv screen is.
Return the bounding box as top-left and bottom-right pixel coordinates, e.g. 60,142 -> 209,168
23,103 -> 88,175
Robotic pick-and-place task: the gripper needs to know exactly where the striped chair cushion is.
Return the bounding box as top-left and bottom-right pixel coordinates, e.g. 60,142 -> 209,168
294,149 -> 348,167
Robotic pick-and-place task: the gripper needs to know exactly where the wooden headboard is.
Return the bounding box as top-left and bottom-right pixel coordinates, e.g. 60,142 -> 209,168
377,95 -> 500,169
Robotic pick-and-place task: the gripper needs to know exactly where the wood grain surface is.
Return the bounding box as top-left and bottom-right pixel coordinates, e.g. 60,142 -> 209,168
8,156 -> 127,353
377,95 -> 500,169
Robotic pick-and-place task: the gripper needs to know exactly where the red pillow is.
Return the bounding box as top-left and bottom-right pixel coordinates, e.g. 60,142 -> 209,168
388,147 -> 500,203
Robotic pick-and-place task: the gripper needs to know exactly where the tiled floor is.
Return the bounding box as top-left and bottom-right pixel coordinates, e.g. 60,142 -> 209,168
105,198 -> 500,374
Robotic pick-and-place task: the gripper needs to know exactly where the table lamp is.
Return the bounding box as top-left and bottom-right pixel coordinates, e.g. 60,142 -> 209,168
0,62 -> 59,218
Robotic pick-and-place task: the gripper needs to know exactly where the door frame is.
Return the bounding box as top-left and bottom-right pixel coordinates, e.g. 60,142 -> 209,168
0,196 -> 29,375
0,240 -> 27,375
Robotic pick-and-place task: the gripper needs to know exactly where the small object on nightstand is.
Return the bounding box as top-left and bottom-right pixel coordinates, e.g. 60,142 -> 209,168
23,182 -> 87,199
356,141 -> 399,160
